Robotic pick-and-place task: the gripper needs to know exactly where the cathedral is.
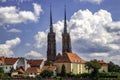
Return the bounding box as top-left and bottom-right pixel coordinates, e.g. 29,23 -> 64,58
47,6 -> 72,62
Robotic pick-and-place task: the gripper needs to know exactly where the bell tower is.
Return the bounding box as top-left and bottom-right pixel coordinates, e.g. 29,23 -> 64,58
47,5 -> 56,61
62,5 -> 72,55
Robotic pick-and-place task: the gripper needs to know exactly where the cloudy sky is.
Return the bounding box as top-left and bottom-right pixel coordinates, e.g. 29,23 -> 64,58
0,0 -> 120,65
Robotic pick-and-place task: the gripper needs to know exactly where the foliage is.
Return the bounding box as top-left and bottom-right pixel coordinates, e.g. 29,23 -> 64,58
67,72 -> 75,77
0,67 -> 4,78
85,59 -> 101,78
108,61 -> 120,72
44,61 -> 53,66
60,64 -> 67,77
0,67 -> 8,79
40,70 -> 53,78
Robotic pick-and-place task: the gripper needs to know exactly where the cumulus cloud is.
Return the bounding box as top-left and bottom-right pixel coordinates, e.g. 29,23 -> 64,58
1,0 -> 6,2
25,50 -> 42,58
7,28 -> 22,33
34,9 -> 120,65
34,31 -> 47,48
89,53 -> 109,57
80,0 -> 103,4
33,3 -> 43,17
0,3 -> 42,25
0,37 -> 21,57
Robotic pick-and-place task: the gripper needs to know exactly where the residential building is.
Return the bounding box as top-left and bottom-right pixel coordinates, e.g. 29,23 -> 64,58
27,59 -> 44,69
25,67 -> 41,77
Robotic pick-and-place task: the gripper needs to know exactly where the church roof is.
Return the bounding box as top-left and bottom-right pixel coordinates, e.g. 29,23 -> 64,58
55,52 -> 86,63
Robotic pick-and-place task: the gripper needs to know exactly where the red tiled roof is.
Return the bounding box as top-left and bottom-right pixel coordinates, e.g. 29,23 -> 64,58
98,60 -> 108,66
26,67 -> 41,73
5,57 -> 18,65
42,65 -> 56,71
0,56 -> 5,64
28,59 -> 43,67
55,53 -> 86,63
17,67 -> 25,73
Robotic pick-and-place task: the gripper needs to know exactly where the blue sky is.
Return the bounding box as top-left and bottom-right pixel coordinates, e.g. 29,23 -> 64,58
0,0 -> 120,65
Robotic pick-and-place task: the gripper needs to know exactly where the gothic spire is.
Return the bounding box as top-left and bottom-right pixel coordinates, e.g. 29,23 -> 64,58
50,5 -> 53,32
64,5 -> 67,33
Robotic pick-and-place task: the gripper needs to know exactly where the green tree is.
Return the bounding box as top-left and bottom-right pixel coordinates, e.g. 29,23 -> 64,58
44,61 -> 53,66
0,67 -> 4,78
108,61 -> 120,72
40,70 -> 53,78
61,64 -> 66,77
85,59 -> 101,78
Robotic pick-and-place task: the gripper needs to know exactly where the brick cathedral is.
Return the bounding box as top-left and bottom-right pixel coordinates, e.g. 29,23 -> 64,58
47,6 -> 72,62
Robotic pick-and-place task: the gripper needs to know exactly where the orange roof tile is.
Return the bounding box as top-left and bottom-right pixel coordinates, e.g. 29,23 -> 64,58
55,53 -> 86,63
98,60 -> 108,66
17,67 -> 25,73
42,65 -> 56,71
5,57 -> 18,65
28,59 -> 43,67
0,56 -> 5,64
26,67 -> 41,73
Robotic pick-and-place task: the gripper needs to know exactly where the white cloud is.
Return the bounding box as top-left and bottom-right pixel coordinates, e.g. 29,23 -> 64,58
0,3 -> 42,25
33,3 -> 43,17
1,0 -> 6,2
0,37 -> 21,57
34,9 -> 120,65
89,53 -> 109,57
25,50 -> 42,58
34,31 -> 47,48
80,0 -> 103,4
25,43 -> 31,47
7,28 -> 22,33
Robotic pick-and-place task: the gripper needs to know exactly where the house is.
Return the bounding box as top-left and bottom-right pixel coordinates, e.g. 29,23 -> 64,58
25,67 -> 41,77
0,57 -> 30,73
42,65 -> 56,76
27,59 -> 44,69
3,57 -> 18,73
54,52 -> 88,74
11,66 -> 25,77
98,60 -> 108,72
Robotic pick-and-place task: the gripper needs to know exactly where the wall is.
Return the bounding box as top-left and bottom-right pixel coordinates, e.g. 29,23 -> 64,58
54,63 -> 71,74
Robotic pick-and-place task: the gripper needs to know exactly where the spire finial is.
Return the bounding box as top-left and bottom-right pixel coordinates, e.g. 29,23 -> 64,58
50,4 -> 53,32
64,4 -> 67,33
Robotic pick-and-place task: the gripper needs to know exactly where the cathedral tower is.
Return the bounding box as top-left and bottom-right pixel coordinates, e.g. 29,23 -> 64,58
47,6 -> 56,61
62,6 -> 72,55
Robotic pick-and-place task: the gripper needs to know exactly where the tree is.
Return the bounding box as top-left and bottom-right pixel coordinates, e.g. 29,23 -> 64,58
40,70 -> 53,78
61,64 -> 66,77
85,59 -> 101,78
44,61 -> 53,66
108,61 -> 120,72
0,67 -> 4,78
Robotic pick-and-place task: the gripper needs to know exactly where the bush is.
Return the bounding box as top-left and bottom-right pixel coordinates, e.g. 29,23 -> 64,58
40,70 -> 53,78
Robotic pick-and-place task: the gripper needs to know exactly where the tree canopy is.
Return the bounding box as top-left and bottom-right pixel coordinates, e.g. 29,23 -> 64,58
40,70 -> 53,78
85,59 -> 101,78
108,61 -> 120,72
61,64 -> 67,77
